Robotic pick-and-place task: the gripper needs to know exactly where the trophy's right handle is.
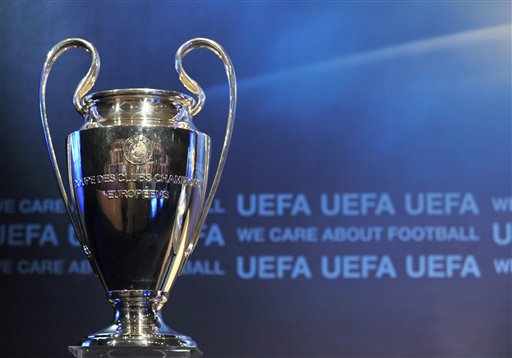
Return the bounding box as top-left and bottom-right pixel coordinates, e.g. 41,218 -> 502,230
175,38 -> 237,268
39,38 -> 100,244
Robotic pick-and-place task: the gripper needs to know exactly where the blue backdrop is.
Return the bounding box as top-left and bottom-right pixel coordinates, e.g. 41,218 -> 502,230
0,2 -> 511,357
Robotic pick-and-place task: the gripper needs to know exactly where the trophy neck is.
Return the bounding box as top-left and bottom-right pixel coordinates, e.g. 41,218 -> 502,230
83,88 -> 196,128
109,289 -> 169,310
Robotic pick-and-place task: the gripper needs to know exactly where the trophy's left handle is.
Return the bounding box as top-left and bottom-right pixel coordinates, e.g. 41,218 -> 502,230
39,38 -> 100,242
175,38 -> 237,267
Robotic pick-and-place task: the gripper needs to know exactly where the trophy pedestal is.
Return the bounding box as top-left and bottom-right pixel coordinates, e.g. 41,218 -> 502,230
68,346 -> 203,358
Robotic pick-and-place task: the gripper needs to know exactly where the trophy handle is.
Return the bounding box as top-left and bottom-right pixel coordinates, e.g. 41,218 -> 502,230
175,38 -> 237,263
39,38 -> 100,242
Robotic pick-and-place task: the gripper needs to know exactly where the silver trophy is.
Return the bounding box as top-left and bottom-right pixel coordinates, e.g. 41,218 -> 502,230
39,38 -> 236,356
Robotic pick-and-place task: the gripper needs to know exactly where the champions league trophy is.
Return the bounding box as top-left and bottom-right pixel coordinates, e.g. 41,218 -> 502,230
39,38 -> 236,357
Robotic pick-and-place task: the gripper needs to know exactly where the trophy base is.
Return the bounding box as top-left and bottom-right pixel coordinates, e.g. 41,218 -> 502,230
80,329 -> 198,348
80,325 -> 198,348
68,346 -> 203,358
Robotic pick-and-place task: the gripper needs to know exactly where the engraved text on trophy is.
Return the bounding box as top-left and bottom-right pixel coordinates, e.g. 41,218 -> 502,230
73,136 -> 202,200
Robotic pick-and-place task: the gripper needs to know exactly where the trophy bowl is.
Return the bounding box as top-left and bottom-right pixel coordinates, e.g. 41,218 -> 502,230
39,38 -> 236,355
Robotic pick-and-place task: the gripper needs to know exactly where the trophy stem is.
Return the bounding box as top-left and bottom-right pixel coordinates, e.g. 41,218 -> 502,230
109,290 -> 169,337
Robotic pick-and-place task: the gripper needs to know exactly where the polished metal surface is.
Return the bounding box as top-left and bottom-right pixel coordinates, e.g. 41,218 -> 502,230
39,38 -> 236,350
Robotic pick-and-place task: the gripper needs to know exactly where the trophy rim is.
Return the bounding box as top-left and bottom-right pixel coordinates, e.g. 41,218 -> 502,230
85,88 -> 195,107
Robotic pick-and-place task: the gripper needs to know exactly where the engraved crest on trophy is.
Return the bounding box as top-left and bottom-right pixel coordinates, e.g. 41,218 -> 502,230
123,135 -> 154,165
